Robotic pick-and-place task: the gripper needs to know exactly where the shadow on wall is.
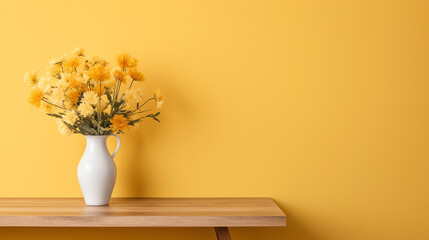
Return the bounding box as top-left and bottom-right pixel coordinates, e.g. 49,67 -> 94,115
124,132 -> 146,196
230,202 -> 317,239
119,69 -> 195,197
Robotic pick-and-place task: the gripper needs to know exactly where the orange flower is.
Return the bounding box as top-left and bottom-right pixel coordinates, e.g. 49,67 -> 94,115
24,70 -> 39,86
66,88 -> 80,104
128,68 -> 145,82
72,47 -> 85,57
63,55 -> 81,70
93,83 -> 105,96
86,64 -> 110,82
110,115 -> 129,133
28,87 -> 44,108
117,53 -> 138,69
112,68 -> 127,83
67,75 -> 81,88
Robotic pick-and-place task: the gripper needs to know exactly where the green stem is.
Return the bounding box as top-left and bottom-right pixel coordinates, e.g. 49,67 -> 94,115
115,81 -> 122,100
129,98 -> 155,114
128,109 -> 152,116
42,98 -> 66,110
113,77 -> 119,102
98,83 -> 101,135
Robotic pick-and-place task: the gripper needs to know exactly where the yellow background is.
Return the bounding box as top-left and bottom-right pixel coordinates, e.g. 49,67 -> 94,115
0,0 -> 428,239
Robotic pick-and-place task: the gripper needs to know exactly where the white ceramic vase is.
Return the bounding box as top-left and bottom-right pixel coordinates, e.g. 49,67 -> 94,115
77,135 -> 120,206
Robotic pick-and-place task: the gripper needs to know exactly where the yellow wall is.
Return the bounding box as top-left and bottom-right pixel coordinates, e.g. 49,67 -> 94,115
0,0 -> 428,239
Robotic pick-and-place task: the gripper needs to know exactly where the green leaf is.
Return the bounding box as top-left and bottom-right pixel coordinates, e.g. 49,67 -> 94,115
46,113 -> 63,118
154,112 -> 160,117
78,121 -> 97,135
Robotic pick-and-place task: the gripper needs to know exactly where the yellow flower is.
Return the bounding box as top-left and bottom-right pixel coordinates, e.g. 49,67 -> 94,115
63,55 -> 81,71
62,73 -> 81,88
153,89 -> 165,109
61,73 -> 71,80
56,119 -> 73,136
24,70 -> 40,86
64,101 -> 77,110
78,73 -> 90,84
56,78 -> 68,89
78,102 -> 94,117
41,102 -> 54,113
37,76 -> 52,92
86,64 -> 110,82
28,87 -> 44,108
100,95 -> 111,114
51,87 -> 65,105
82,91 -> 98,105
62,110 -> 79,125
66,88 -> 80,104
117,53 -> 138,69
88,56 -> 108,67
128,68 -> 145,82
93,83 -> 105,96
47,62 -> 61,76
77,83 -> 89,94
49,57 -> 64,65
103,78 -> 116,89
72,47 -> 85,57
69,77 -> 81,88
124,88 -> 145,109
112,68 -> 127,83
26,49 -> 161,136
110,115 -> 129,133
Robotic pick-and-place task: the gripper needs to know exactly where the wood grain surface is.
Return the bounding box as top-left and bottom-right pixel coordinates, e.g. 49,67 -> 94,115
0,198 -> 286,227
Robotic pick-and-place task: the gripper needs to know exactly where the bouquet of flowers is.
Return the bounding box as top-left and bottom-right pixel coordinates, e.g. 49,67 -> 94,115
25,48 -> 164,135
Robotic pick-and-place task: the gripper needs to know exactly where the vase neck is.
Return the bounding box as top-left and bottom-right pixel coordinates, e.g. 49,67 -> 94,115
84,135 -> 109,150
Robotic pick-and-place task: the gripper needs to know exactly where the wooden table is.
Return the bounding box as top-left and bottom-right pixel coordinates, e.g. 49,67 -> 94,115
0,198 -> 286,239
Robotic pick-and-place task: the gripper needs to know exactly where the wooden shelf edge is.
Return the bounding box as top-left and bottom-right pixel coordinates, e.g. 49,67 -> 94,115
0,215 -> 286,228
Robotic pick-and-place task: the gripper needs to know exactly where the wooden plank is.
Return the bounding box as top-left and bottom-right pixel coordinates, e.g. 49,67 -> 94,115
0,198 -> 286,227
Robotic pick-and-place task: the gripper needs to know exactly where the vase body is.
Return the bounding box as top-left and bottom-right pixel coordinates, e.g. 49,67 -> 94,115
78,135 -> 120,206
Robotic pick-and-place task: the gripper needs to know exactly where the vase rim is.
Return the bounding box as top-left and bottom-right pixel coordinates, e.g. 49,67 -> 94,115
83,135 -> 113,138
